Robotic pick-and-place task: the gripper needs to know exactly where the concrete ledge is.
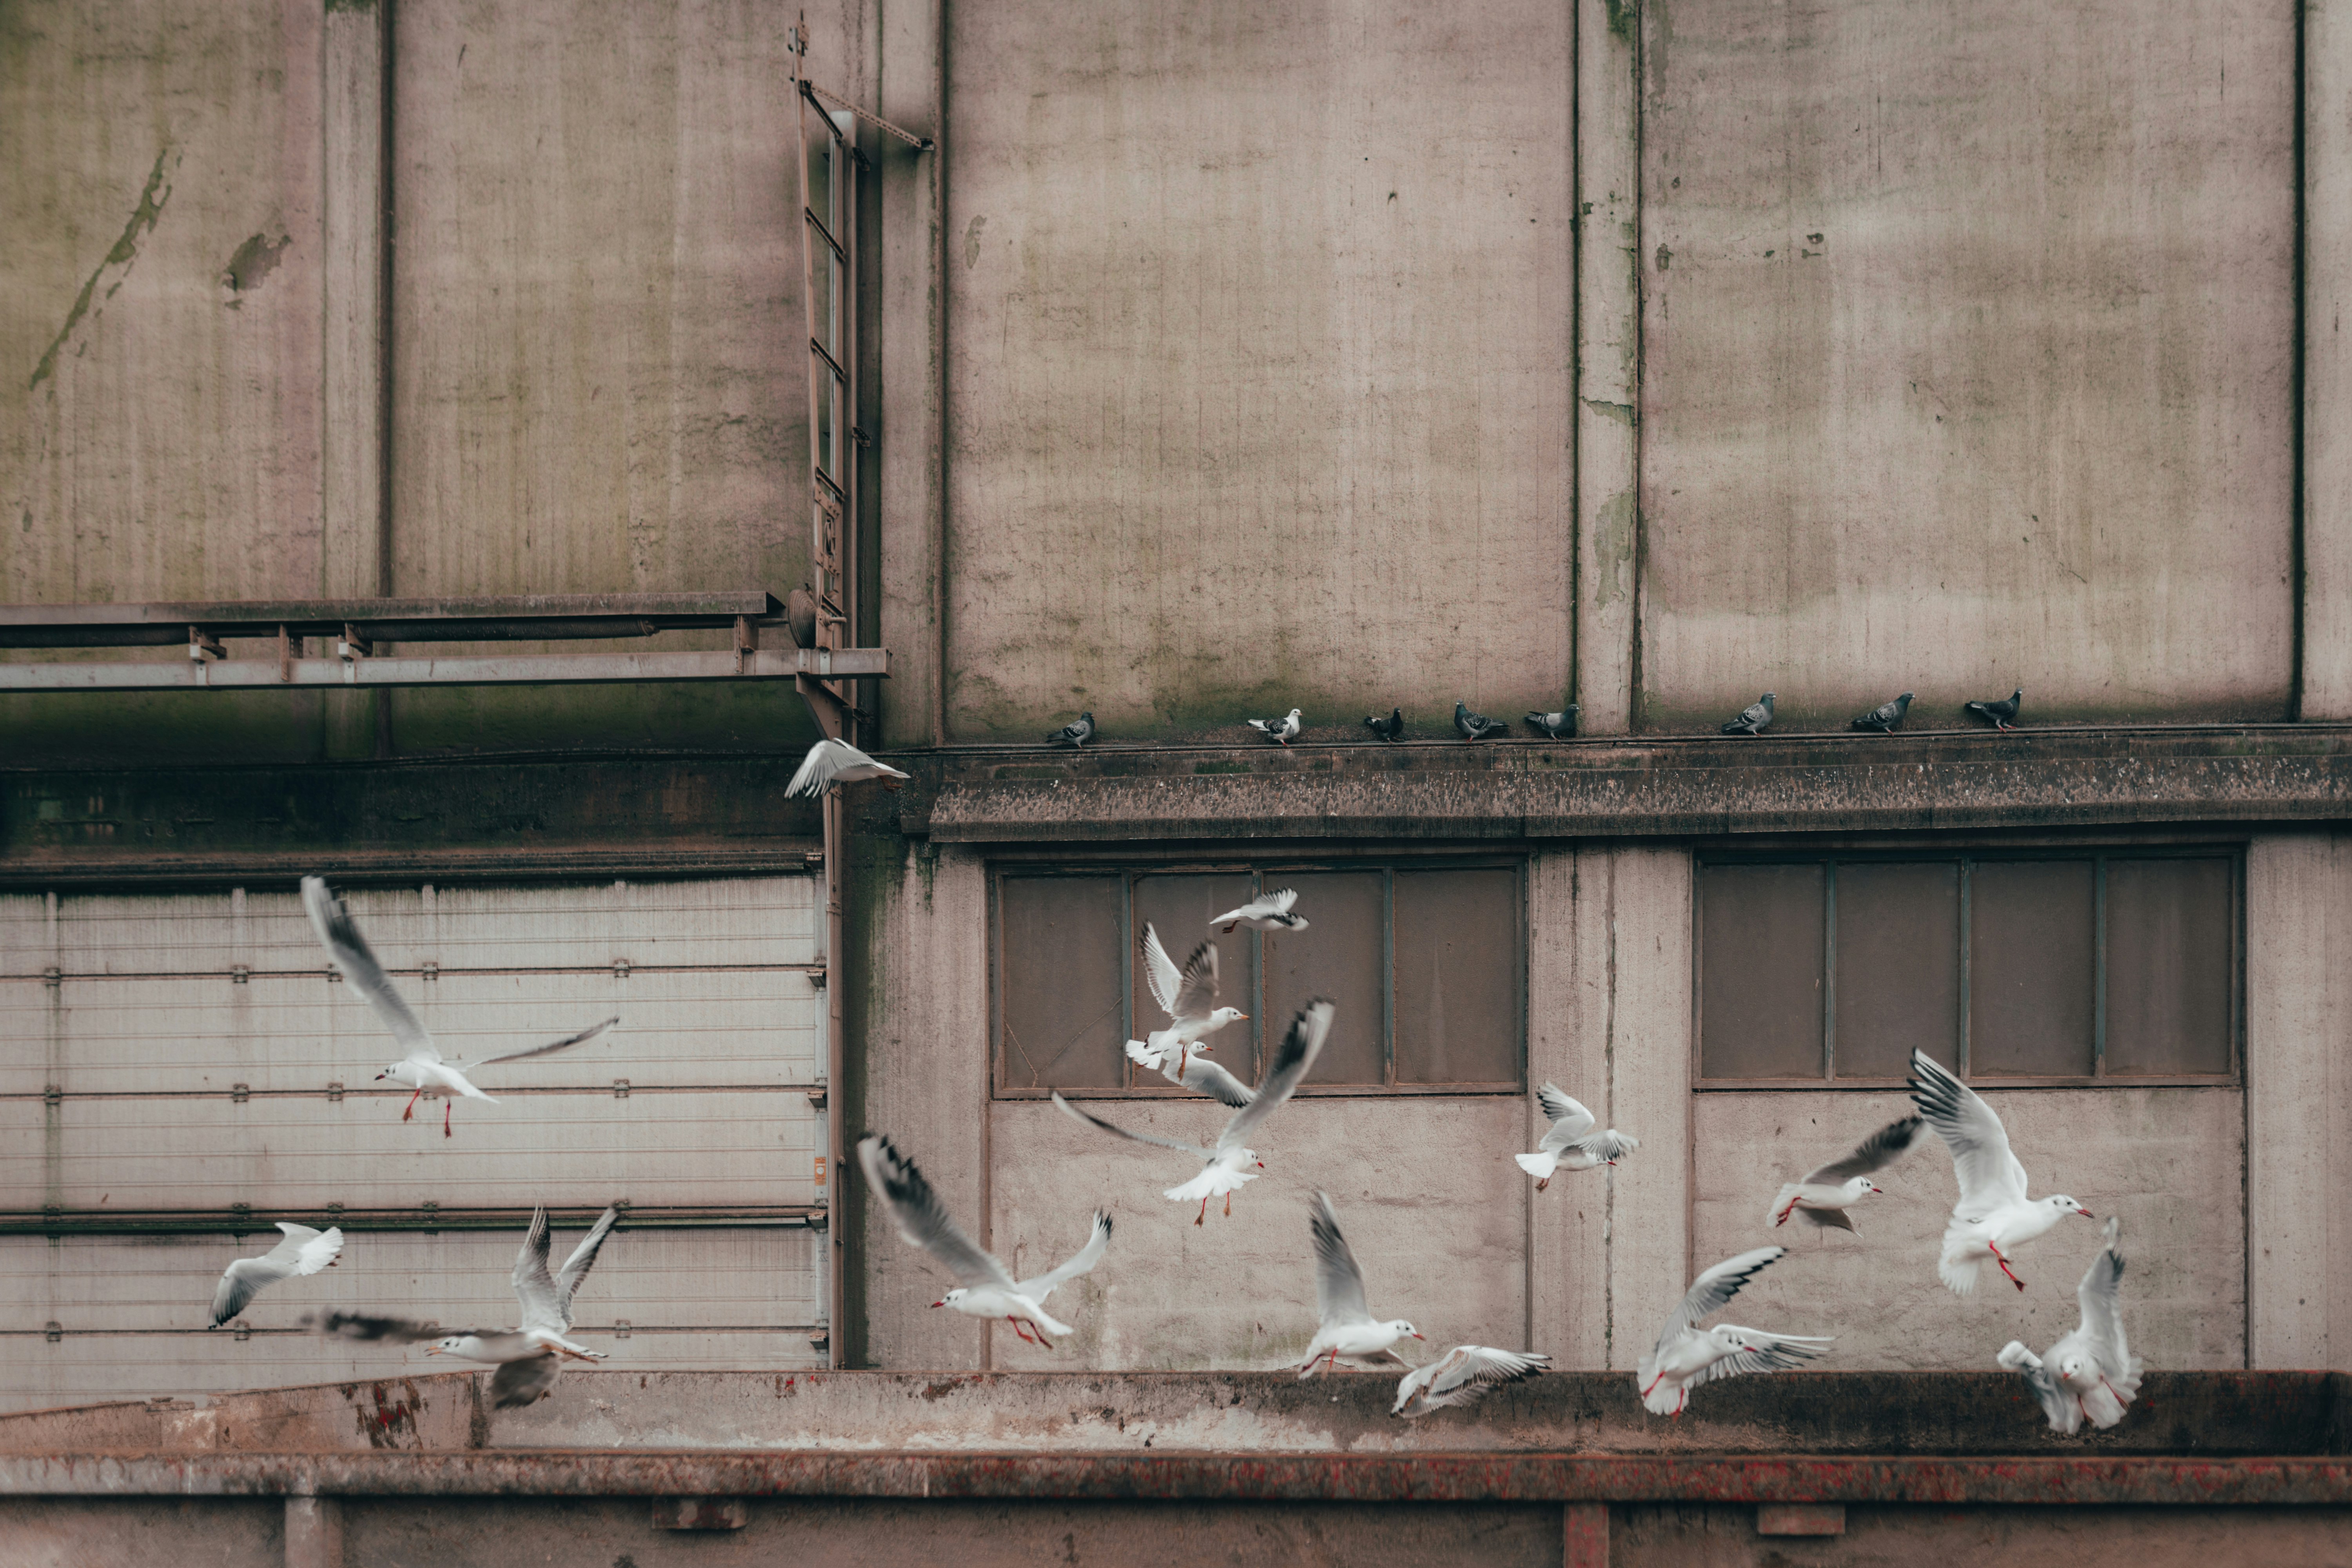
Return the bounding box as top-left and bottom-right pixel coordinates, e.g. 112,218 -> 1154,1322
893,727 -> 2352,841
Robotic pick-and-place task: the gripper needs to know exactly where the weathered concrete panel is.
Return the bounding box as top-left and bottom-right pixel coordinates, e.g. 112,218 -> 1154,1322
0,1499 -> 280,1568
2305,0 -> 2352,719
1611,1503 -> 2352,1568
2247,833 -> 2352,1368
942,1 -> 1575,741
1693,1087 -> 2245,1374
1639,0 -> 2295,729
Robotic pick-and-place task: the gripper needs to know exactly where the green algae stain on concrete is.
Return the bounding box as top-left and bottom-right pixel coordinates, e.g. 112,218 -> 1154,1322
1593,490 -> 1637,607
29,146 -> 176,392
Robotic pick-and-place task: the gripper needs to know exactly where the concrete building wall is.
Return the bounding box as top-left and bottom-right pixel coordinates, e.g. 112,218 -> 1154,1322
939,0 -> 1577,743
1637,0 -> 2297,731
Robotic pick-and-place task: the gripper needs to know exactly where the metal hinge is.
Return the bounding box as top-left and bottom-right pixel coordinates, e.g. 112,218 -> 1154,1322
230,1083 -> 250,1103
229,964 -> 250,985
234,1323 -> 252,1343
807,1328 -> 830,1353
42,1085 -> 61,1107
613,1319 -> 632,1341
231,1202 -> 252,1226
44,1322 -> 61,1344
805,1085 -> 828,1110
613,959 -> 632,980
42,967 -> 60,990
326,1082 -> 345,1103
613,1080 -> 631,1099
421,961 -> 439,982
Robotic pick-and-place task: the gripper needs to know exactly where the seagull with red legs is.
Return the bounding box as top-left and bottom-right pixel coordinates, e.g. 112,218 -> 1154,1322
857,1134 -> 1111,1349
302,877 -> 618,1138
1297,1190 -> 1422,1379
1055,1000 -> 1333,1226
1764,1114 -> 1922,1233
1998,1217 -> 2142,1435
1638,1247 -> 1831,1417
1909,1048 -> 2094,1294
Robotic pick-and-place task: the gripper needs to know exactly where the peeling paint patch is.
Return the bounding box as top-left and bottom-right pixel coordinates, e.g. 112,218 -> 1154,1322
29,147 -> 177,392
222,232 -> 292,297
1604,0 -> 1637,42
1593,492 -> 1638,607
964,214 -> 987,270
1583,398 -> 1637,428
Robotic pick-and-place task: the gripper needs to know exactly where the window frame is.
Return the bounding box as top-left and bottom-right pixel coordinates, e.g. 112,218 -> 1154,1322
1691,840 -> 2245,1091
988,848 -> 1528,1100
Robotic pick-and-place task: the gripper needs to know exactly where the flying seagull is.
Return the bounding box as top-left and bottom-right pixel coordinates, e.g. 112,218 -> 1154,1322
1054,999 -> 1333,1224
785,737 -> 911,797
1851,693 -> 1914,733
1997,1216 -> 2141,1435
1125,1037 -> 1255,1109
1909,1048 -> 2093,1294
1638,1246 -> 1831,1417
1453,701 -> 1508,740
1721,693 -> 1775,735
1246,708 -> 1302,746
316,1204 -> 620,1409
1363,708 -> 1405,743
1045,713 -> 1096,747
1298,1191 -> 1422,1378
1524,707 -> 1580,740
1766,1115 -> 1924,1233
1516,1083 -> 1639,1190
209,1222 -> 343,1328
1391,1347 -> 1552,1418
1137,923 -> 1245,1078
858,1134 -> 1110,1347
1965,688 -> 2023,731
302,877 -> 619,1137
1209,887 -> 1308,934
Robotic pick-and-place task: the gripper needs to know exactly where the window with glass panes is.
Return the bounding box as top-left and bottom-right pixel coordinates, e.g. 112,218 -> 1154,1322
1695,849 -> 2239,1085
992,858 -> 1524,1095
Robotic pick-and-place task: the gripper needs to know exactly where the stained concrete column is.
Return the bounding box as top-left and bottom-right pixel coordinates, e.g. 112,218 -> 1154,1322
1573,0 -> 1642,734
283,1493 -> 343,1568
2245,833 -> 2351,1367
2306,0 -> 2352,717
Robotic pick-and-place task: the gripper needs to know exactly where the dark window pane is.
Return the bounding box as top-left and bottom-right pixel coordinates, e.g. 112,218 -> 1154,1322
998,876 -> 1124,1089
2105,858 -> 2233,1074
1132,873 -> 1259,1082
1262,872 -> 1384,1085
1834,862 -> 1960,1078
1699,864 -> 1826,1078
1394,868 -> 1519,1084
1969,861 -> 2094,1076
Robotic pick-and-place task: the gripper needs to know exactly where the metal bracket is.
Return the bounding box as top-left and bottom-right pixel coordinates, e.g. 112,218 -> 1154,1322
230,1083 -> 250,1104
187,626 -> 223,663
337,623 -> 371,661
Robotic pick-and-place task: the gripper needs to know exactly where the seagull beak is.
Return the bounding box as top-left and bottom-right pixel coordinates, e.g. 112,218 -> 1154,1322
374,1072 -> 388,1081
1256,1160 -> 1265,1169
1412,1332 -> 1425,1341
422,1346 -> 442,1356
928,1300 -> 944,1309
2076,1206 -> 2095,1219
1234,1013 -> 1249,1020
1869,1185 -> 1884,1196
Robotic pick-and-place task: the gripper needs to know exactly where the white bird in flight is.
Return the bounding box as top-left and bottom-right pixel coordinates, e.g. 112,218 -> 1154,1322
1391,1346 -> 1552,1418
1998,1216 -> 2142,1435
317,1204 -> 619,1409
1765,1114 -> 1923,1233
302,876 -> 619,1137
858,1134 -> 1111,1347
1638,1246 -> 1831,1417
209,1222 -> 343,1327
1125,1037 -> 1255,1108
785,737 -> 911,797
1137,923 -> 1245,1078
1515,1083 -> 1639,1189
1209,887 -> 1308,934
1055,999 -> 1333,1225
1298,1190 -> 1422,1378
1909,1049 -> 2093,1293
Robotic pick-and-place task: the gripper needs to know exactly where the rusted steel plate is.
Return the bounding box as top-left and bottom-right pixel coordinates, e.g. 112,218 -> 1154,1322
0,1452 -> 2347,1505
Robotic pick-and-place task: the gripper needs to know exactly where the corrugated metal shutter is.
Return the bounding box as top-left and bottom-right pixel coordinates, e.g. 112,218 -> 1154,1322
0,877 -> 826,1411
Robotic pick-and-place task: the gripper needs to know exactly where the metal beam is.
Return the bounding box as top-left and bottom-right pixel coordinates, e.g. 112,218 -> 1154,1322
0,647 -> 887,693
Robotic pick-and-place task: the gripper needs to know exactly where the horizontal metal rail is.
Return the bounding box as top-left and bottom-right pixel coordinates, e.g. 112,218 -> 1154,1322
0,647 -> 887,693
0,592 -> 782,648
0,1206 -> 824,1236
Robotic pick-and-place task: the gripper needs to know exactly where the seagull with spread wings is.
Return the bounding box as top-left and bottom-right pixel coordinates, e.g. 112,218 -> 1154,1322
209,1223 -> 343,1328
1208,888 -> 1308,934
1391,1346 -> 1552,1418
1910,1048 -> 2093,1293
1135,923 -> 1245,1079
858,1134 -> 1111,1347
1297,1190 -> 1422,1378
317,1205 -> 619,1410
1638,1246 -> 1831,1417
1765,1115 -> 1923,1232
784,737 -> 911,797
1515,1083 -> 1640,1190
1055,1000 -> 1333,1225
1998,1217 -> 2142,1434
302,876 -> 619,1137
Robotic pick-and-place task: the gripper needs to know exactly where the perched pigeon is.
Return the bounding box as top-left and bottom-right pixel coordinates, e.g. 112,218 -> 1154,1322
1045,713 -> 1096,747
785,738 -> 911,797
1454,701 -> 1508,740
1997,1217 -> 2141,1435
1965,688 -> 2023,731
1524,707 -> 1580,739
1247,709 -> 1302,746
1721,693 -> 1774,735
1851,693 -> 1914,734
1363,708 -> 1405,743
1766,1115 -> 1924,1233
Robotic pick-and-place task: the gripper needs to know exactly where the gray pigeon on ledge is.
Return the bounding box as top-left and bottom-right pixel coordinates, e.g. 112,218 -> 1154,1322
1525,706 -> 1580,739
1965,688 -> 2023,731
1363,708 -> 1404,743
1046,713 -> 1096,747
1721,693 -> 1774,735
1454,702 -> 1508,740
1851,693 -> 1913,733
1247,709 -> 1302,746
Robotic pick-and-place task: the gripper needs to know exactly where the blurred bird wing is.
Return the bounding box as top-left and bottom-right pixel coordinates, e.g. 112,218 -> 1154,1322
1218,1000 -> 1332,1149
1802,1115 -> 1924,1185
303,877 -> 436,1062
1016,1210 -> 1112,1299
1309,1191 -> 1372,1328
1655,1248 -> 1787,1360
1140,924 -> 1183,1017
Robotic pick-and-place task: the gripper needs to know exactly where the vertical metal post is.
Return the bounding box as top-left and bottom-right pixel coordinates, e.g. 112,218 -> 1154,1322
1822,861 -> 1837,1080
823,788 -> 845,1367
2092,855 -> 2108,1078
1957,858 -> 1973,1077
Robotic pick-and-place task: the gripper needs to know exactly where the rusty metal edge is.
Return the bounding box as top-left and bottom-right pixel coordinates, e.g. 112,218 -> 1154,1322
0,1452 -> 2347,1505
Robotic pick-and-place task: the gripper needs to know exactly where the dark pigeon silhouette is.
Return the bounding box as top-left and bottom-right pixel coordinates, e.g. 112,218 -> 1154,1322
1525,707 -> 1580,740
1363,708 -> 1404,743
1454,701 -> 1508,741
1721,693 -> 1774,735
1851,693 -> 1914,734
1046,713 -> 1095,747
1965,688 -> 2023,731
